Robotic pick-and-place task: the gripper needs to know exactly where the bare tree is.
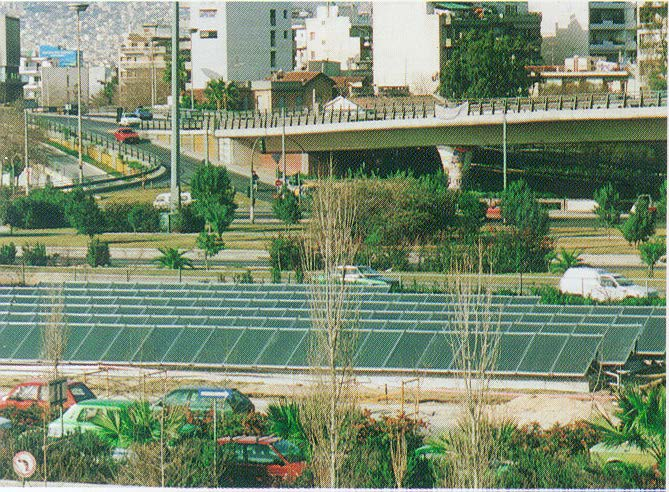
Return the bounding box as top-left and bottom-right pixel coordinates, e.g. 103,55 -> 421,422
300,172 -> 361,488
389,420 -> 408,488
442,253 -> 502,488
40,288 -> 69,380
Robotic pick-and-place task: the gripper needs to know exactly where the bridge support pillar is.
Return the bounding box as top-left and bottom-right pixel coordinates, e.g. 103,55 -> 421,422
436,145 -> 472,190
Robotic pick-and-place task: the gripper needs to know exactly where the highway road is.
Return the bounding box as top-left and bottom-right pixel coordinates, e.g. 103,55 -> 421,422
38,114 -> 276,201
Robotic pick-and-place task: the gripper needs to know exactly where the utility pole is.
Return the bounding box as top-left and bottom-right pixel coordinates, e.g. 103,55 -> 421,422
204,116 -> 210,165
170,1 -> 181,214
23,108 -> 29,195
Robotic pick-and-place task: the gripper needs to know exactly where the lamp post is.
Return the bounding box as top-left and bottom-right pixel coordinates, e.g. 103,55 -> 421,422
189,28 -> 197,111
170,1 -> 181,214
69,3 -> 89,185
24,108 -> 29,195
142,23 -> 158,108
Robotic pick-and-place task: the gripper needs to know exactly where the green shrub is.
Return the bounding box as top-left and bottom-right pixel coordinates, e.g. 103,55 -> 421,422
272,186 -> 302,224
532,285 -> 665,306
0,242 -> 16,265
22,243 -> 48,266
170,206 -> 205,233
87,238 -> 111,267
268,234 -> 302,272
6,187 -> 70,229
127,203 -> 161,233
483,230 -> 553,273
65,188 -> 104,237
233,269 -> 254,284
103,203 -> 134,232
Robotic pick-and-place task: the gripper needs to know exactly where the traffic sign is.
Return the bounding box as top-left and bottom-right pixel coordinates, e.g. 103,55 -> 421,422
13,451 -> 37,479
275,179 -> 283,187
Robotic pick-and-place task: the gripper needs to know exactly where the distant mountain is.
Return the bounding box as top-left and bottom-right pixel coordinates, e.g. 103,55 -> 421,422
0,1 -> 186,67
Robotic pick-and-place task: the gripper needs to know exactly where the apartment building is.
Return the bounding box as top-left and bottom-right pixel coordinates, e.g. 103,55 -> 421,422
636,1 -> 667,88
0,14 -> 22,102
189,2 -> 292,90
588,2 -> 637,63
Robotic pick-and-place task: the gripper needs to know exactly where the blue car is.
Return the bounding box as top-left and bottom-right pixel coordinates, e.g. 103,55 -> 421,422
132,107 -> 153,121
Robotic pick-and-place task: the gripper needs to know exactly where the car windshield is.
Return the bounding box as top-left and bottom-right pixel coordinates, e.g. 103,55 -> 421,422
612,275 -> 634,286
69,383 -> 95,402
273,440 -> 304,463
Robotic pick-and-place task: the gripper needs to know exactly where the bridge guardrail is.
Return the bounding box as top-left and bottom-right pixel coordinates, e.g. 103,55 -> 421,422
139,90 -> 667,133
29,114 -> 164,189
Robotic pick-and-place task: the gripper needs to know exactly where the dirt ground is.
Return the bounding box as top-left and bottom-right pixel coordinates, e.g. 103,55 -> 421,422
0,367 -> 616,435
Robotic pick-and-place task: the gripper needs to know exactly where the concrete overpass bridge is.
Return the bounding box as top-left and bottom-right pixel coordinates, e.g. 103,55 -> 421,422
140,91 -> 667,187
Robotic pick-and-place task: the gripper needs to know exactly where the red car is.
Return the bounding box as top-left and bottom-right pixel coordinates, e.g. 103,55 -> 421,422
218,436 -> 306,484
0,381 -> 96,411
114,126 -> 140,143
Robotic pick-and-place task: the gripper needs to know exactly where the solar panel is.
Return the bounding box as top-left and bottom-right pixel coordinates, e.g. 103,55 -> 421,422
162,327 -> 212,364
355,331 -> 401,368
70,324 -> 121,361
255,330 -> 306,366
517,334 -> 568,374
103,326 -> 151,362
551,334 -> 602,375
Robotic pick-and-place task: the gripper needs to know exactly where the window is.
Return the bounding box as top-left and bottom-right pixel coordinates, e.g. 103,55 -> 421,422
309,32 -> 315,41
77,407 -> 102,422
12,385 -> 39,401
246,444 -> 282,465
200,30 -> 218,39
200,8 -> 217,18
270,9 -> 276,26
310,51 -> 315,58
270,30 -> 276,47
270,51 -> 276,68
283,9 -> 288,19
284,30 -> 288,39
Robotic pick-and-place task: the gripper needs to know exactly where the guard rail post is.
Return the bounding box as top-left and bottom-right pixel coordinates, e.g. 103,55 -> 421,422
657,92 -> 662,106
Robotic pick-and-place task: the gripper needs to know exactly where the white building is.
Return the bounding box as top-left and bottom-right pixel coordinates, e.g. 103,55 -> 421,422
372,2 -> 440,95
293,23 -> 307,70
189,1 -> 293,90
304,5 -> 362,71
40,66 -> 90,107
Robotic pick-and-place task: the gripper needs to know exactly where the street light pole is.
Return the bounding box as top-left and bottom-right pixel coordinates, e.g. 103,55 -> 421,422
189,28 -> 197,111
69,3 -> 89,185
24,108 -> 29,195
502,108 -> 507,191
281,107 -> 286,183
170,1 -> 181,213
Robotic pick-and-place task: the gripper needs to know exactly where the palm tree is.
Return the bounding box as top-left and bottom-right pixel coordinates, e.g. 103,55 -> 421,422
155,247 -> 194,270
204,79 -> 239,111
546,248 -> 582,274
591,384 -> 665,470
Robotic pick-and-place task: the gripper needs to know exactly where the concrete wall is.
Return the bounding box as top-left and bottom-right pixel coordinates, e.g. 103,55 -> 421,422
41,66 -> 90,107
372,2 -> 439,94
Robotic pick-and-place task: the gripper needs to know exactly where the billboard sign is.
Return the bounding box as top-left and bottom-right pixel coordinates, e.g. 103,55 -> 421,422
39,45 -> 79,67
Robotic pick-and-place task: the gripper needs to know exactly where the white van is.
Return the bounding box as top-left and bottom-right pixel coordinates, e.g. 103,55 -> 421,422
558,267 -> 657,301
153,192 -> 193,209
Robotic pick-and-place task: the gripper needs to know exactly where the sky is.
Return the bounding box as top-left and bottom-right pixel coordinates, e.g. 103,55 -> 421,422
528,0 -> 590,36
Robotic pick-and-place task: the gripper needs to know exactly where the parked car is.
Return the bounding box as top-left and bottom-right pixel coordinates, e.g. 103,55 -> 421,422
153,191 -> 193,208
218,436 -> 306,484
335,265 -> 398,289
132,107 -> 153,121
156,387 -> 255,414
0,381 -> 95,411
47,399 -> 131,439
119,113 -> 142,126
114,127 -> 140,144
559,267 -> 658,301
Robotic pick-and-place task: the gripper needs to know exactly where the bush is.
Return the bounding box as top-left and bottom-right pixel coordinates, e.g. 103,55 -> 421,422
500,179 -> 550,238
6,187 -> 70,229
65,188 -> 105,237
532,285 -> 665,306
233,269 -> 254,284
483,230 -> 553,273
87,238 -> 111,267
621,196 -> 656,246
127,203 -> 161,233
268,235 -> 302,272
103,203 -> 134,232
272,186 -> 302,224
0,242 -> 16,265
22,243 -> 48,266
170,205 -> 205,233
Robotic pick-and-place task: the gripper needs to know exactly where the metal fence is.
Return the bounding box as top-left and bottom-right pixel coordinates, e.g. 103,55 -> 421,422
138,90 -> 668,132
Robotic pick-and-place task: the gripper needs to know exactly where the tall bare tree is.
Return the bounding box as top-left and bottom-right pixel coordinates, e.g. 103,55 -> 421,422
442,253 -> 502,488
301,172 -> 361,487
40,288 -> 68,380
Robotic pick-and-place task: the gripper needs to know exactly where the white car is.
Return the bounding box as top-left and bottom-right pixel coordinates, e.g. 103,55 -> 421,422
119,113 -> 142,126
153,191 -> 193,209
559,267 -> 658,302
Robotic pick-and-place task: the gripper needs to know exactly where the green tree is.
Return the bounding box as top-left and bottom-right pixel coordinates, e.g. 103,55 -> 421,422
196,231 -> 224,270
190,166 -> 238,238
87,238 -> 111,267
457,192 -> 486,238
65,189 -> 104,237
204,79 -> 240,111
272,186 -> 302,225
546,248 -> 582,274
439,30 -> 540,99
639,236 -> 666,277
591,384 -> 665,473
656,180 -> 666,220
594,183 -> 622,235
155,247 -> 193,270
162,40 -> 188,94
620,196 -> 656,246
500,179 -> 549,238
